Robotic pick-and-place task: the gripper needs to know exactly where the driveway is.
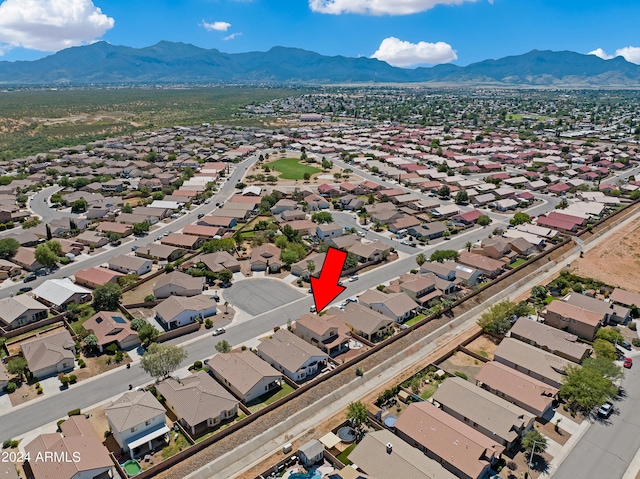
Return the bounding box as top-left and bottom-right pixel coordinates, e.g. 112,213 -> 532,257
223,278 -> 304,316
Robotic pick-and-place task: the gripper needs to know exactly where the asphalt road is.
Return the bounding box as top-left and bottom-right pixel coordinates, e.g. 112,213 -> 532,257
223,278 -> 304,316
30,185 -> 79,221
550,358 -> 640,479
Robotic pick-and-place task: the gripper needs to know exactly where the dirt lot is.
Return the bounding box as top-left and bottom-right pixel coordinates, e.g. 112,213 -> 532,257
8,381 -> 40,407
75,351 -> 132,382
571,217 -> 640,293
437,351 -> 485,383
465,334 -> 500,361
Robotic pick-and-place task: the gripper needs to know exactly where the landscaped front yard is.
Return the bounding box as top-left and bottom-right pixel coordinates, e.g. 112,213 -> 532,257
267,158 -> 322,180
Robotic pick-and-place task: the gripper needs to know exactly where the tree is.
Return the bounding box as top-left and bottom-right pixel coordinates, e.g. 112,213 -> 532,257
429,249 -> 459,263
531,285 -> 548,300
510,212 -> 532,226
132,222 -> 150,236
303,172 -> 311,181
22,218 -> 42,229
34,243 -> 58,267
307,261 -> 316,276
311,212 -> 333,224
140,344 -> 187,380
92,283 -> 122,312
477,214 -> 492,226
202,238 -> 236,254
437,185 -> 451,198
454,190 -> 468,204
465,241 -> 473,252
46,240 -> 62,257
71,199 -> 88,213
560,362 -> 619,413
556,198 -> 569,209
130,317 -> 147,331
595,328 -> 624,345
282,224 -> 301,243
415,253 -> 426,266
521,429 -> 548,457
215,340 -> 231,353
477,300 -> 519,335
0,238 -> 20,259
84,334 -> 99,349
593,339 -> 617,360
122,203 -> 133,214
346,401 -> 368,429
118,274 -> 140,289
50,193 -> 64,205
138,323 -> 160,347
6,357 -> 27,380
281,249 -> 299,266
344,251 -> 358,270
217,269 -> 233,285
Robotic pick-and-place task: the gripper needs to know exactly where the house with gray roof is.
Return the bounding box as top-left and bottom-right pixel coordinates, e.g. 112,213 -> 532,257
509,318 -> 591,363
108,254 -> 153,276
0,295 -> 49,331
105,390 -> 168,458
327,303 -> 394,342
20,330 -> 76,378
154,294 -> 217,330
358,289 -> 419,322
208,351 -> 282,403
153,271 -> 205,299
156,371 -> 238,437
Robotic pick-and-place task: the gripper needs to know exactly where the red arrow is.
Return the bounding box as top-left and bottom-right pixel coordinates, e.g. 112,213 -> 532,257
310,247 -> 347,312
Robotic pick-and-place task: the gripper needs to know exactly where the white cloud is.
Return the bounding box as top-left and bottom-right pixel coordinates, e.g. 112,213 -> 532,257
371,37 -> 457,67
201,20 -> 232,32
588,46 -> 640,64
0,0 -> 114,52
309,0 -> 479,16
223,32 -> 242,41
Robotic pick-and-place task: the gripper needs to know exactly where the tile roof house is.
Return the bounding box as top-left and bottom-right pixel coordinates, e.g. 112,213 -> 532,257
291,252 -> 326,279
161,233 -> 204,250
358,289 -> 419,322
199,251 -> 242,273
182,224 -> 225,239
73,267 -> 123,289
135,244 -> 185,262
250,244 -> 282,272
457,251 -> 505,278
21,330 -> 76,378
563,292 -> 630,324
83,311 -> 141,352
609,288 -> 640,309
257,328 -> 328,383
510,317 -> 592,363
156,371 -> 238,437
493,338 -> 572,389
11,246 -> 42,271
387,273 -> 440,305
316,223 -> 343,240
541,300 -> 605,341
327,303 -> 394,342
0,295 -> 49,331
208,351 -> 283,403
108,255 -> 153,276
395,402 -> 504,479
432,377 -> 535,449
153,271 -> 205,299
32,278 -> 92,310
347,241 -> 390,264
105,390 -> 168,458
476,361 -> 558,418
23,416 -> 113,479
154,294 -> 217,330
348,429 -> 458,479
293,313 -> 350,357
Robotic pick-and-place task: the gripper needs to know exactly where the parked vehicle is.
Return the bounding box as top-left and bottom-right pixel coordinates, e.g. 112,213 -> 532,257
349,275 -> 359,282
131,245 -> 139,251
19,287 -> 33,293
310,305 -> 317,313
156,235 -> 163,241
198,213 -> 205,218
598,402 -> 614,418
212,327 -> 226,336
23,275 -> 37,283
212,294 -> 220,302
620,340 -> 632,351
624,357 -> 633,368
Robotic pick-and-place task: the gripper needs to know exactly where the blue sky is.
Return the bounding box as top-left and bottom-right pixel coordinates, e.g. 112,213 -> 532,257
0,0 -> 639,67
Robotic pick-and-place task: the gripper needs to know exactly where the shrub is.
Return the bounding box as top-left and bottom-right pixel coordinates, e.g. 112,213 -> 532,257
193,361 -> 203,370
69,375 -> 77,384
204,318 -> 213,329
2,440 -> 11,449
78,359 -> 86,368
56,419 -> 65,429
115,351 -> 124,362
59,375 -> 70,387
68,408 -> 81,416
629,321 -> 637,331
454,371 -> 468,380
632,338 -> 640,348
105,343 -> 118,355
241,345 -> 247,351
144,294 -> 156,302
5,382 -> 16,393
36,387 -> 43,395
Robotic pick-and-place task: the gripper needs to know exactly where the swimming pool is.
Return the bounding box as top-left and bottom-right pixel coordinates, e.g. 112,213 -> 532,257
288,469 -> 322,479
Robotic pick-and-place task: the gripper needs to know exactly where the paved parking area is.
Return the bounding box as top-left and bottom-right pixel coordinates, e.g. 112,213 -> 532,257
224,278 -> 304,316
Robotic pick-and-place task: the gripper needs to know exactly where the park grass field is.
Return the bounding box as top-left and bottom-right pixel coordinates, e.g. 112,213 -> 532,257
267,157 -> 321,180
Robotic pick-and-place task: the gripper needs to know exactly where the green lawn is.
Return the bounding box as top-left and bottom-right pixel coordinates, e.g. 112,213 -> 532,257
506,114 -> 523,120
337,443 -> 357,465
420,381 -> 440,400
246,383 -> 295,412
69,304 -> 96,334
267,158 -> 321,180
510,258 -> 527,268
404,313 -> 427,327
544,295 -> 559,304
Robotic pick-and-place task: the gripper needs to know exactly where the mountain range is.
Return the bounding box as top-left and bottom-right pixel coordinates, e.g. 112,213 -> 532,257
1,41 -> 640,86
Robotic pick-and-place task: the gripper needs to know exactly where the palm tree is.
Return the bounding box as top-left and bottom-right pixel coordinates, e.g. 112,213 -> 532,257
465,241 -> 473,252
224,301 -> 229,314
415,253 -> 427,266
307,261 -> 316,277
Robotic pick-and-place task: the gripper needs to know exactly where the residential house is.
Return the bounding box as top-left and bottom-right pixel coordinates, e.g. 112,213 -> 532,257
432,377 -> 535,449
387,273 -> 440,305
452,209 -> 485,225
291,252 -> 326,279
358,289 -> 419,322
83,311 -> 141,352
182,224 -> 225,239
153,271 -> 205,299
11,247 -> 42,271
97,222 -> 133,237
199,251 -> 241,273
609,288 -> 640,309
316,224 -> 343,240
541,300 -> 605,341
250,244 -> 282,272
305,194 -> 330,210
32,279 -> 92,310
340,182 -> 365,195
317,184 -> 341,197
349,429 -> 458,479
457,252 -> 505,279
154,294 -> 217,329
563,292 -> 630,324
407,222 -> 448,240
279,210 -> 306,222
395,402 -> 504,479
280,219 -> 317,236
510,318 -> 591,363
197,215 -> 237,229
293,313 -> 350,356
208,351 -> 282,403
389,215 -> 421,234
108,255 -> 153,276
0,295 -> 49,331
327,303 -> 394,342
476,361 -> 558,419
136,244 -> 185,262
74,267 -> 123,289
156,371 -> 238,437
348,241 -> 390,264
257,328 -> 328,383
105,390 -> 168,458
0,259 -> 22,280
161,233 -> 204,250
24,416 -> 114,479
20,330 -> 76,378
493,338 -> 572,389
271,199 -> 298,215
75,231 -> 109,248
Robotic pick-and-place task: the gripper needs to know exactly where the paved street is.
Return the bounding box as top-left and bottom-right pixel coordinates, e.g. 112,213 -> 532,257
550,356 -> 640,479
223,278 -> 304,316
